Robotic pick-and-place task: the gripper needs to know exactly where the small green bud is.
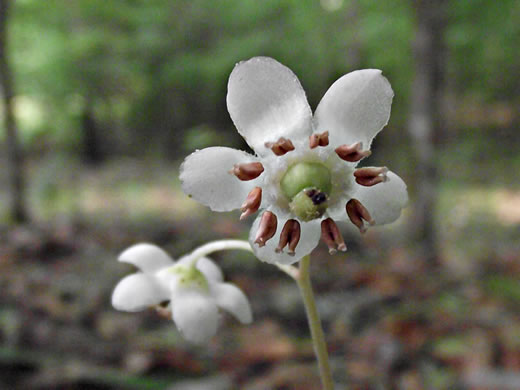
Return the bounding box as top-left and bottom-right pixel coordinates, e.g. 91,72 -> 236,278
169,264 -> 208,290
280,162 -> 332,200
289,188 -> 328,221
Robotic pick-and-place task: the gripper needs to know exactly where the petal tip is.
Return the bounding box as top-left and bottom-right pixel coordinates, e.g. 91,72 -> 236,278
226,56 -> 312,156
172,292 -> 219,344
111,273 -> 166,312
118,243 -> 173,273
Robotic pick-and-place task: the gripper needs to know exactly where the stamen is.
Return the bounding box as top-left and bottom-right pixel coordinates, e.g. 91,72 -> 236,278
346,198 -> 374,233
335,142 -> 371,162
275,219 -> 301,256
354,166 -> 388,186
309,131 -> 329,149
231,162 -> 264,181
320,218 -> 347,254
240,187 -> 262,220
155,305 -> 172,319
265,137 -> 295,156
254,211 -> 278,247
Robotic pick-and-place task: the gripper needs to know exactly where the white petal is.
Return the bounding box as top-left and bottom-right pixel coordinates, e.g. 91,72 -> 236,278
326,196 -> 351,223
111,273 -> 169,312
213,282 -> 252,324
314,69 -> 394,149
177,256 -> 224,282
118,243 -> 174,273
197,257 -> 224,282
154,267 -> 180,293
227,57 -> 313,156
351,170 -> 408,225
172,290 -> 219,344
180,147 -> 258,212
249,214 -> 321,265
326,154 -> 357,220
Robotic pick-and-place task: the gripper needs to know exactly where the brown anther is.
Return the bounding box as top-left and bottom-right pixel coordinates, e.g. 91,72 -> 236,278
265,137 -> 295,156
335,142 -> 372,162
231,162 -> 264,181
240,187 -> 262,220
320,218 -> 347,255
275,219 -> 301,256
155,305 -> 172,319
254,211 -> 278,247
309,131 -> 329,149
346,198 -> 374,234
354,166 -> 388,186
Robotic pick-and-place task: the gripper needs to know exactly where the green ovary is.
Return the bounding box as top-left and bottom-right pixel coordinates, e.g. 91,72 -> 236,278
280,162 -> 332,222
280,162 -> 331,199
169,265 -> 208,291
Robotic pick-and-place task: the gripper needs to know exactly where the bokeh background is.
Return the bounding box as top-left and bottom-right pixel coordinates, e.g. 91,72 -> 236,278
1,0 -> 519,389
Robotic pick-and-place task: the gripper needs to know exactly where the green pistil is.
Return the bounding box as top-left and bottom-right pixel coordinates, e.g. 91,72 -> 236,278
281,162 -> 332,199
290,188 -> 328,221
280,162 -> 332,222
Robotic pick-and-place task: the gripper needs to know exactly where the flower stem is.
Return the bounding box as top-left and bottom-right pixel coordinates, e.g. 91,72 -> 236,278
186,239 -> 253,267
275,263 -> 300,279
296,255 -> 334,390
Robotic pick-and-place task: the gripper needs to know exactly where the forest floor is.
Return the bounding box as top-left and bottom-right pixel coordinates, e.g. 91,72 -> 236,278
1,157 -> 520,390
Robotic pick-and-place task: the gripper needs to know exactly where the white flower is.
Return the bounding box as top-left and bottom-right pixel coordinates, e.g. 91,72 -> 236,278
111,243 -> 253,344
180,57 -> 408,265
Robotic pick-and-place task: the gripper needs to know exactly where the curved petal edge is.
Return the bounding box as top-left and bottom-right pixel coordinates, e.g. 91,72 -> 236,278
118,243 -> 174,273
180,146 -> 259,212
314,69 -> 394,150
351,170 -> 408,226
227,57 -> 313,156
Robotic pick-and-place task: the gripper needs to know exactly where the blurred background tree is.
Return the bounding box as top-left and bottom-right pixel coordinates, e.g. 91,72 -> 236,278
1,0 -> 28,224
4,0 -> 517,160
407,0 -> 447,265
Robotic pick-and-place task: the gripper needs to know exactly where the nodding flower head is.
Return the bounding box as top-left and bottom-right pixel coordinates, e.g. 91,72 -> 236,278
111,242 -> 252,344
181,57 -> 408,265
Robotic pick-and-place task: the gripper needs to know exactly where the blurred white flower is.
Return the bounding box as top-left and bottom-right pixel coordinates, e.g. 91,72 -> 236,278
181,57 -> 407,265
112,242 -> 252,344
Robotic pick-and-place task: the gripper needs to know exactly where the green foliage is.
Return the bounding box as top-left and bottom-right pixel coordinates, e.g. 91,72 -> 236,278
485,275 -> 520,303
446,0 -> 520,100
4,0 -> 519,156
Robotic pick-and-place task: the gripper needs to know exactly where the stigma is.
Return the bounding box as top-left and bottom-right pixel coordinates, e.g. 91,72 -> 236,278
289,188 -> 329,222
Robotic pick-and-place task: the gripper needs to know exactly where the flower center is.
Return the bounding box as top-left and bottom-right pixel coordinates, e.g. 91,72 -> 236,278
169,265 -> 209,291
280,162 -> 332,222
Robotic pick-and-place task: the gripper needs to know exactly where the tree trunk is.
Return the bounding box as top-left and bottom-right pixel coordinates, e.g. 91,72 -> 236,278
0,0 -> 28,224
408,0 -> 447,264
81,101 -> 104,166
